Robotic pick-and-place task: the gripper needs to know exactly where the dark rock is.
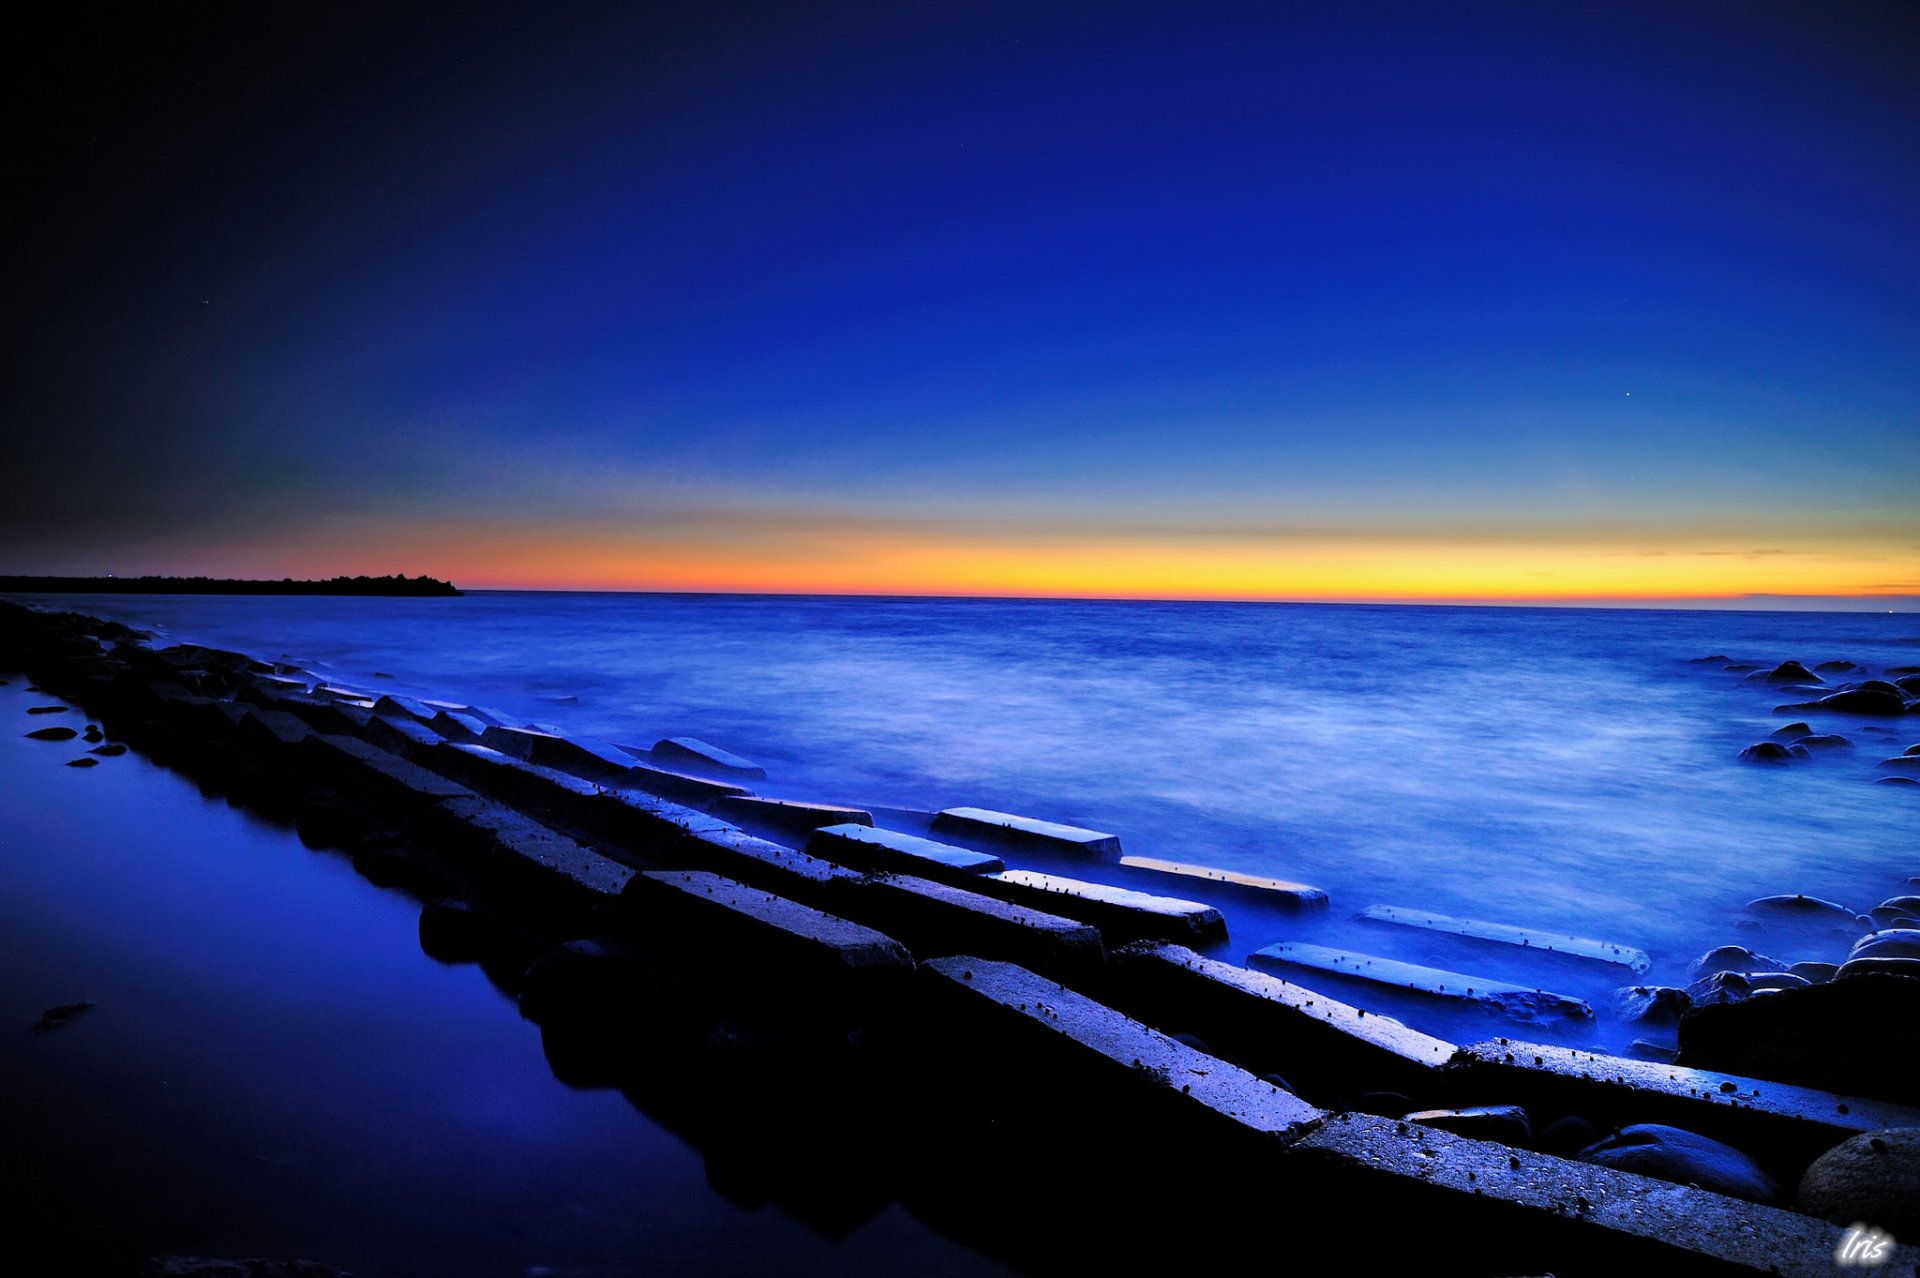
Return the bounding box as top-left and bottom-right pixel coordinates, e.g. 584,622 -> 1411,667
1539,1114 -> 1600,1155
1781,689 -> 1907,716
65,756 -> 99,768
1769,722 -> 1813,741
1688,654 -> 1731,663
1741,971 -> 1811,992
1849,928 -> 1920,962
25,704 -> 70,714
1689,945 -> 1785,978
1907,743 -> 1920,755
1258,1071 -> 1297,1095
1858,679 -> 1905,697
1678,972 -> 1920,1105
1759,661 -> 1821,683
1576,1123 -> 1780,1203
1403,1104 -> 1533,1145
1737,741 -> 1797,764
1794,733 -> 1852,749
26,726 -> 77,740
1814,661 -> 1858,674
1744,893 -> 1853,919
1797,1128 -> 1920,1235
418,899 -> 520,964
1836,956 -> 1920,981
295,801 -> 376,851
1627,1039 -> 1680,1063
1878,776 -> 1920,787
1686,971 -> 1754,1006
1899,675 -> 1920,695
28,1000 -> 96,1034
1612,985 -> 1691,1024
519,940 -> 650,1027
82,724 -> 103,741
1787,961 -> 1838,983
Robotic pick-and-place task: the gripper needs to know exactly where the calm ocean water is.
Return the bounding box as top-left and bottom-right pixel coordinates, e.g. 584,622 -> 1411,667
33,591 -> 1920,1044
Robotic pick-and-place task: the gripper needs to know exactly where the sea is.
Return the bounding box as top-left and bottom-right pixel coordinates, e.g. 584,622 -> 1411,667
4,591 -> 1916,1273
35,591 -> 1920,1041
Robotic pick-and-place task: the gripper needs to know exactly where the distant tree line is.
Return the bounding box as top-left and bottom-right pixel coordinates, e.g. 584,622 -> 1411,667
0,574 -> 463,596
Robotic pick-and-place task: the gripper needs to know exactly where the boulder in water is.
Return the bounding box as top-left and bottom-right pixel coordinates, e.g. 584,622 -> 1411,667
1849,928 -> 1920,962
1780,689 -> 1906,716
1690,944 -> 1786,978
26,726 -> 77,741
1687,970 -> 1754,1006
1797,1128 -> 1920,1236
1577,1123 -> 1780,1203
1814,661 -> 1859,674
1787,961 -> 1838,983
1678,972 -> 1920,1104
1613,984 -> 1691,1024
1744,893 -> 1852,919
1769,721 -> 1813,742
1758,660 -> 1822,684
1738,741 -> 1800,764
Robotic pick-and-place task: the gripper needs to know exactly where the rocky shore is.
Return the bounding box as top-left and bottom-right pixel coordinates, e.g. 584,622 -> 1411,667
5,598 -> 1917,1276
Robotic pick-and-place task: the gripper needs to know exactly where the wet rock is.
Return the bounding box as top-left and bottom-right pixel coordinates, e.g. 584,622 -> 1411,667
1576,1123 -> 1780,1203
1539,1114 -> 1600,1155
25,726 -> 77,740
1737,741 -> 1798,764
1744,893 -> 1852,920
1858,679 -> 1906,697
1797,1128 -> 1920,1235
1877,776 -> 1920,787
1688,654 -> 1731,664
1687,971 -> 1754,1006
1780,689 -> 1907,716
1795,734 -> 1852,750
1814,661 -> 1859,674
1849,928 -> 1920,962
1678,972 -> 1920,1105
1836,956 -> 1920,981
1900,674 -> 1920,695
65,756 -> 99,768
25,703 -> 70,714
1769,721 -> 1813,741
1741,971 -> 1811,992
89,742 -> 127,757
1758,660 -> 1822,684
1612,985 -> 1691,1024
82,724 -> 103,742
1404,1104 -> 1533,1145
28,1000 -> 96,1033
1788,961 -> 1838,983
1689,945 -> 1786,979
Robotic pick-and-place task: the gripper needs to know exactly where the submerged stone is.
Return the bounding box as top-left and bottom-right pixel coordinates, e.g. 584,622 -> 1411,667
1577,1123 -> 1780,1203
1759,660 -> 1821,684
25,726 -> 77,741
1612,985 -> 1691,1024
1248,942 -> 1593,1022
1360,904 -> 1649,972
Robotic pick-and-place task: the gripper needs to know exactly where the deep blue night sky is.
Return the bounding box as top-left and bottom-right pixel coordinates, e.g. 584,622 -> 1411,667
6,2 -> 1916,599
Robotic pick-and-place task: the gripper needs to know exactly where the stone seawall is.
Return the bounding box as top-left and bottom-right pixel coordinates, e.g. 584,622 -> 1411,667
4,599 -> 1915,1277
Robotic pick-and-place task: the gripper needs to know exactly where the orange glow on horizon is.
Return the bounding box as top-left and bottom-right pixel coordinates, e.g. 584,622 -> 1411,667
132,512 -> 1920,605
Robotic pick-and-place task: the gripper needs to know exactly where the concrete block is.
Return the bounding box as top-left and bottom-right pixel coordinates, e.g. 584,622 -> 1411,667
296,733 -> 474,811
1107,942 -> 1457,1100
623,871 -> 912,1005
1117,855 -> 1329,911
833,873 -> 1103,976
662,826 -> 863,905
1249,942 -> 1594,1023
1287,1112 -> 1904,1277
713,796 -> 874,837
975,869 -> 1226,945
807,823 -> 1004,881
930,806 -> 1122,860
479,724 -> 645,781
1360,904 -> 1651,973
361,712 -> 442,760
1444,1038 -> 1920,1174
653,735 -> 767,779
429,795 -> 634,911
918,955 -> 1323,1147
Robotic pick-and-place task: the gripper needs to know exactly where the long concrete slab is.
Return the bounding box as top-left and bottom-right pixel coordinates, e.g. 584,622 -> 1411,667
713,796 -> 874,837
918,955 -> 1323,1146
930,807 -> 1122,860
1107,942 -> 1456,1100
1287,1112 -> 1909,1277
479,724 -> 647,781
807,824 -> 1004,881
1359,903 -> 1652,973
972,870 -> 1227,946
296,733 -> 475,811
427,795 -> 634,912
652,736 -> 767,779
661,827 -> 862,906
831,873 -> 1103,977
1444,1039 -> 1920,1171
623,871 -> 912,1004
1117,855 -> 1329,911
1249,942 -> 1594,1022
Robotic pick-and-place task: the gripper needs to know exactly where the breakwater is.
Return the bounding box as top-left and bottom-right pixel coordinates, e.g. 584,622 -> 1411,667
5,599 -> 1916,1276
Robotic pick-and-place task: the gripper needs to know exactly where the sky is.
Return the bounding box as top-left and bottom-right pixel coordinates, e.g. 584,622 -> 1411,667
5,1 -> 1917,604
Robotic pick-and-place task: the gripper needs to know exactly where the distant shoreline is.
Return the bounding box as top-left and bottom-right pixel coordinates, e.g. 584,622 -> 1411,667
0,574 -> 461,597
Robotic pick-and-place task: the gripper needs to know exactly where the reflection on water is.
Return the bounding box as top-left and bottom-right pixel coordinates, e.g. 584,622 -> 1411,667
0,679 -> 1011,1277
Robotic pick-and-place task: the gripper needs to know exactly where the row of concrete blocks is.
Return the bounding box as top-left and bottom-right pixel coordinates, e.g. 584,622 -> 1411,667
34,633 -> 1920,1274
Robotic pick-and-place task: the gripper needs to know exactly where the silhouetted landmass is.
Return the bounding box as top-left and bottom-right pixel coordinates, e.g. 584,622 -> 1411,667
0,574 -> 462,596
